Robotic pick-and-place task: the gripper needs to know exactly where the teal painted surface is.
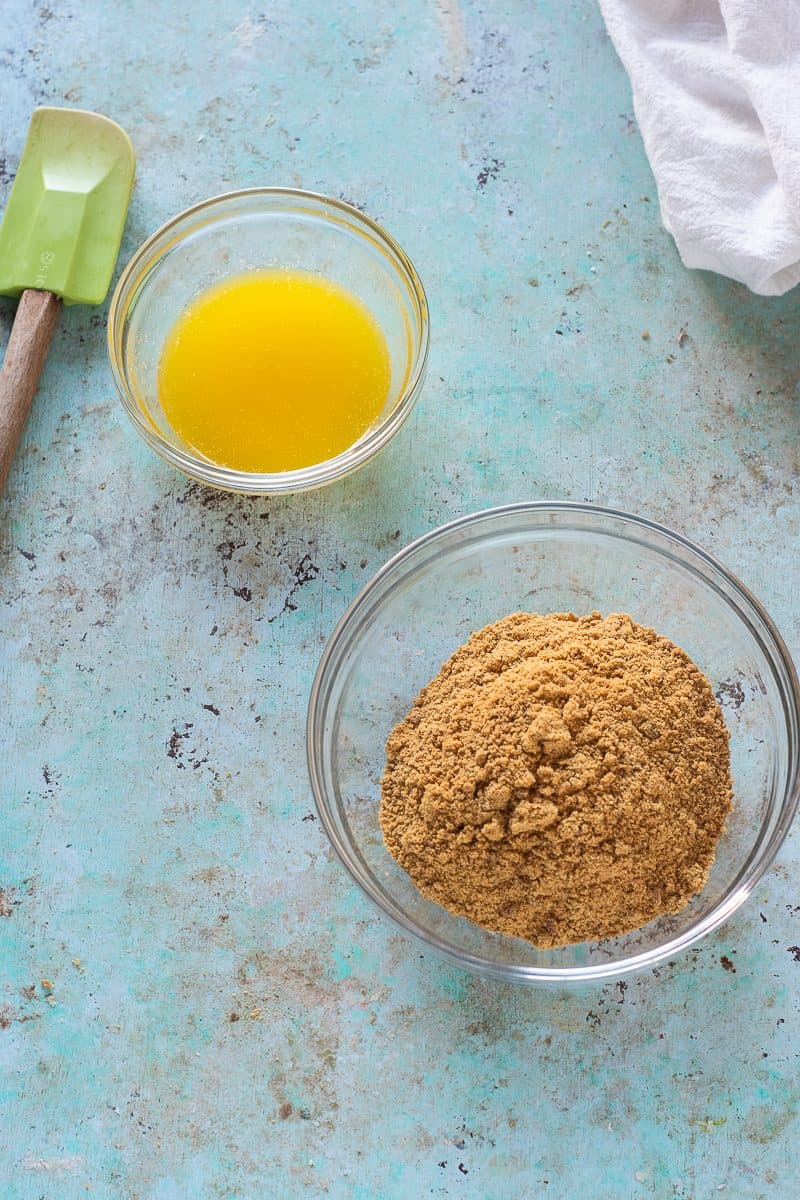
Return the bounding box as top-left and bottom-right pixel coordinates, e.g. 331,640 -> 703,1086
1,2 -> 799,1197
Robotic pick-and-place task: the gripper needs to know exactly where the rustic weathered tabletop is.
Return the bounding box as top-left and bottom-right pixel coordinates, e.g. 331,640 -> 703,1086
2,3 -> 798,1198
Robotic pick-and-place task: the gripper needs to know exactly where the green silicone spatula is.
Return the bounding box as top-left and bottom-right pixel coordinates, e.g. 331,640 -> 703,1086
0,106 -> 135,494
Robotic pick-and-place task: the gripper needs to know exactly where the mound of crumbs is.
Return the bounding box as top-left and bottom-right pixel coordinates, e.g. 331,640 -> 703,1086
379,611 -> 733,949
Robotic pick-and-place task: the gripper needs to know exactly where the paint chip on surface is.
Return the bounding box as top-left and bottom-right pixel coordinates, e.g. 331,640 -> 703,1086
22,1155 -> 85,1173
232,16 -> 268,49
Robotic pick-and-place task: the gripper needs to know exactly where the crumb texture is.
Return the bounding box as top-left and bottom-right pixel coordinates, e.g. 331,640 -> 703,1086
380,611 -> 733,948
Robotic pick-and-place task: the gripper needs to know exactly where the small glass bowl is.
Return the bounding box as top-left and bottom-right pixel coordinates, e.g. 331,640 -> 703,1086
307,503 -> 800,985
107,188 -> 429,494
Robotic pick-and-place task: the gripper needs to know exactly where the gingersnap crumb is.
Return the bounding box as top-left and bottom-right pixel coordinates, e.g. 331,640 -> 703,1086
379,611 -> 733,949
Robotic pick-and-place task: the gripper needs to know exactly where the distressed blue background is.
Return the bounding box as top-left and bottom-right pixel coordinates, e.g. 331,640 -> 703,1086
1,2 -> 798,1197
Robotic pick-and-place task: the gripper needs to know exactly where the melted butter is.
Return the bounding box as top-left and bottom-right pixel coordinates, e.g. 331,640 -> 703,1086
158,269 -> 391,472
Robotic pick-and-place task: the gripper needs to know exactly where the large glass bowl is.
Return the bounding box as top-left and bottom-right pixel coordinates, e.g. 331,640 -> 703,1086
108,188 -> 429,494
307,503 -> 800,984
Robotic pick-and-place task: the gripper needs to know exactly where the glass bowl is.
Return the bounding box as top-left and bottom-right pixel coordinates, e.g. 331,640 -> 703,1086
107,188 -> 429,494
307,503 -> 800,984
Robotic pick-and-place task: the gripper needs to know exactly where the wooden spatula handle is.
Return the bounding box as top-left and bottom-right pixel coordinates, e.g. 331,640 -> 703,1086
0,288 -> 61,495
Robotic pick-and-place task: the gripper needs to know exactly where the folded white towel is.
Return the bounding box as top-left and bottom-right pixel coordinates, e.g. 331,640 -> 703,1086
599,0 -> 800,295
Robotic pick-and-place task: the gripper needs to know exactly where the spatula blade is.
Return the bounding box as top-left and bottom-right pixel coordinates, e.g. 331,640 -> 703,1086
0,107 -> 135,306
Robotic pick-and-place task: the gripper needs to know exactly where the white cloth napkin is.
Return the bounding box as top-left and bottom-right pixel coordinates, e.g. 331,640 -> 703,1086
598,0 -> 800,295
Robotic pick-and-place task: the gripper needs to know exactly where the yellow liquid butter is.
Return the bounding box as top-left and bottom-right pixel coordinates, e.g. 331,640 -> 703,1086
157,269 -> 391,472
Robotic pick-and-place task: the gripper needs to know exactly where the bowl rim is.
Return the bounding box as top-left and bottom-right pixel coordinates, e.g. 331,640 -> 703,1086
306,500 -> 800,984
107,186 -> 430,495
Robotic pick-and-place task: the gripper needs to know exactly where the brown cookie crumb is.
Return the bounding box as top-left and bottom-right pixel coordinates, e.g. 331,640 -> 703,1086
379,611 -> 733,949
